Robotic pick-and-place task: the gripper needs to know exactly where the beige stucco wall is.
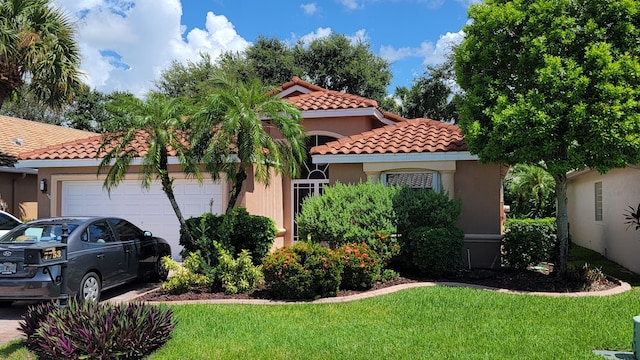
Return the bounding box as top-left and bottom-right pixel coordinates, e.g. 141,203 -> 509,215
568,167 -> 640,274
0,173 -> 37,220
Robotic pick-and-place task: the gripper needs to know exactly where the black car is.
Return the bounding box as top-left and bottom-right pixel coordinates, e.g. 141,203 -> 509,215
0,217 -> 171,305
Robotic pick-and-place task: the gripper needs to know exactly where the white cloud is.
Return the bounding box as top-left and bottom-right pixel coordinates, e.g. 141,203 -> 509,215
52,0 -> 250,97
379,31 -> 464,65
337,0 -> 361,10
422,31 -> 464,65
300,3 -> 318,15
297,27 -> 333,45
348,29 -> 369,44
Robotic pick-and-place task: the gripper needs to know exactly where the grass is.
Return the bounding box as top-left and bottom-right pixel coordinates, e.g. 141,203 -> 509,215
3,245 -> 640,359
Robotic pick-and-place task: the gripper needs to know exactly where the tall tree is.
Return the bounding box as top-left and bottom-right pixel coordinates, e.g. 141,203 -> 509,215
190,77 -> 307,215
0,83 -> 63,124
454,0 -> 640,275
97,93 -> 199,244
0,0 -> 83,109
154,53 -> 218,105
242,36 -> 300,86
395,59 -> 460,123
295,33 -> 392,103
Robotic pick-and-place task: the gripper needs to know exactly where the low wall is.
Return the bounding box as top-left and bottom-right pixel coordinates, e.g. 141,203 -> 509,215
462,234 -> 503,269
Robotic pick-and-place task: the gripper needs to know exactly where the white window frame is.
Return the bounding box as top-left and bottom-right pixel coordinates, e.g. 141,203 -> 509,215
594,181 -> 603,222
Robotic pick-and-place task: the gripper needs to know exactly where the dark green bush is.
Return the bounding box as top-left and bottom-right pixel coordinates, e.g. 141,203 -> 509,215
21,299 -> 174,359
502,218 -> 557,269
296,181 -> 399,264
336,243 -> 382,290
405,226 -> 465,276
262,242 -> 342,299
180,207 -> 277,265
393,187 -> 461,235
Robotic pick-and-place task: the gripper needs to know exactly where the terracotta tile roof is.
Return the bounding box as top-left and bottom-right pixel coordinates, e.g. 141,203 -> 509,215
276,76 -> 326,93
310,118 -> 467,155
0,115 -> 95,165
18,130 -> 184,161
286,90 -> 380,111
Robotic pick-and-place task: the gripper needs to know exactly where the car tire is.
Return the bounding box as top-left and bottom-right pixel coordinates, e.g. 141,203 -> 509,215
151,253 -> 169,281
78,272 -> 101,302
0,300 -> 13,307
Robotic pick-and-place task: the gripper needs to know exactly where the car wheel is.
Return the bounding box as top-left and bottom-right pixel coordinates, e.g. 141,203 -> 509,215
151,253 -> 169,281
78,272 -> 101,302
0,300 -> 13,307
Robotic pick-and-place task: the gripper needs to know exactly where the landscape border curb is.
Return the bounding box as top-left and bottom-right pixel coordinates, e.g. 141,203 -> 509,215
133,279 -> 633,306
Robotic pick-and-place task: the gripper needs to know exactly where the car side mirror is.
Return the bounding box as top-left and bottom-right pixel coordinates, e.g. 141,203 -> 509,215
143,231 -> 152,238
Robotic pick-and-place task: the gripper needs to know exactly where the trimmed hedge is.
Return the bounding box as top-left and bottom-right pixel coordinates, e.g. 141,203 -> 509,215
502,218 -> 557,269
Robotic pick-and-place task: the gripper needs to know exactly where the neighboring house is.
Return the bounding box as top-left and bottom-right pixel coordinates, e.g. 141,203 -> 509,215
0,115 -> 95,220
567,167 -> 640,274
17,77 -> 506,268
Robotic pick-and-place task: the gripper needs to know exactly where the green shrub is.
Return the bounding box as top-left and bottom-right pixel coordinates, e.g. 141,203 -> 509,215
180,208 -> 277,265
296,182 -> 399,264
336,243 -> 382,290
393,187 -> 461,234
263,242 -> 342,300
405,226 -> 465,276
212,249 -> 264,294
161,253 -> 209,294
502,218 -> 557,269
21,298 -> 174,359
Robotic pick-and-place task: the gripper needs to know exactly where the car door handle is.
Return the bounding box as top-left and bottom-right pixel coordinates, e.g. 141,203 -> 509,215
96,254 -> 104,260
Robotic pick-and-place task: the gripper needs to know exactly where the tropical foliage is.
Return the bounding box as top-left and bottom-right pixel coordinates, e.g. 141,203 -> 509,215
0,0 -> 83,109
504,164 -> 555,218
190,76 -> 307,213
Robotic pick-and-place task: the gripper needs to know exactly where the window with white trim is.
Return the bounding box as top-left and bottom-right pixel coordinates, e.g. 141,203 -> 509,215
594,181 -> 603,221
383,172 -> 440,192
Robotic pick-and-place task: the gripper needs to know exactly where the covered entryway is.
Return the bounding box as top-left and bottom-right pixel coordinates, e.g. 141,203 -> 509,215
60,179 -> 223,259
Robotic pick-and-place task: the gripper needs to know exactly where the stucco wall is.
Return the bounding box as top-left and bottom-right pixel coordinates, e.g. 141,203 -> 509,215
455,161 -> 503,235
568,167 -> 640,274
0,173 -> 37,220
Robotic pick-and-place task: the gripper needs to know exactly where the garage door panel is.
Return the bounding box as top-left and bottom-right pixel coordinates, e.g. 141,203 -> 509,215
62,180 -> 223,259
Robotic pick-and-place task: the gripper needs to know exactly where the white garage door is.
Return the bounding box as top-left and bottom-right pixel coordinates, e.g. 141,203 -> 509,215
61,180 -> 223,259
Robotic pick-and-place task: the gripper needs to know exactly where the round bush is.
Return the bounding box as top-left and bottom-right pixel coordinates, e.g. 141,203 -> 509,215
262,242 -> 342,300
337,243 -> 382,290
406,226 -> 464,277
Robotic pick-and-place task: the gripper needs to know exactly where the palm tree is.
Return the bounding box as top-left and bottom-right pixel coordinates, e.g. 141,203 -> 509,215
191,76 -> 307,215
97,92 -> 199,244
505,164 -> 555,218
0,0 -> 83,110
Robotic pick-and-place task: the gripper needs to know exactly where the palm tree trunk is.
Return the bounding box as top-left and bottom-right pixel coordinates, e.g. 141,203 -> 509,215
159,173 -> 195,249
226,167 -> 247,216
553,173 -> 569,276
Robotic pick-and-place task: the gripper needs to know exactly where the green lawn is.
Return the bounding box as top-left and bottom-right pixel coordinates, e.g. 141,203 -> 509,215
3,246 -> 640,360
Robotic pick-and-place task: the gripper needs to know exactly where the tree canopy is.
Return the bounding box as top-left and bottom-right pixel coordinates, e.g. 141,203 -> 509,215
395,59 -> 460,122
0,0 -> 83,110
156,33 -> 392,106
454,0 -> 640,274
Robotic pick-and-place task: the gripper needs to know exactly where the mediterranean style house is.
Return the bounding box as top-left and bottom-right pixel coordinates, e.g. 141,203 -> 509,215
16,77 -> 506,268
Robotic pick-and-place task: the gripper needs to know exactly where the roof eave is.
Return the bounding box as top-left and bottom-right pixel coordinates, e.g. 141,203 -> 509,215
302,108 -> 398,125
311,151 -> 478,164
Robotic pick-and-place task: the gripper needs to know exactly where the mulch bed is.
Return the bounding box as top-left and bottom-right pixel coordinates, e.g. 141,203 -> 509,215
137,263 -> 620,302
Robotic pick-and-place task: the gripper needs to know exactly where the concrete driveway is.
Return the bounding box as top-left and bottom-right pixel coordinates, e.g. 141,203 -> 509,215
0,281 -> 160,346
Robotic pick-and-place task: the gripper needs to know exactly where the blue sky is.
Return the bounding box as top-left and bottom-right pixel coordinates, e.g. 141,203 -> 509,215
53,0 -> 474,97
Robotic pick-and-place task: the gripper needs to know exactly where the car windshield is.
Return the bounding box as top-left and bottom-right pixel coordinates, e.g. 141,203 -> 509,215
0,223 -> 79,243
